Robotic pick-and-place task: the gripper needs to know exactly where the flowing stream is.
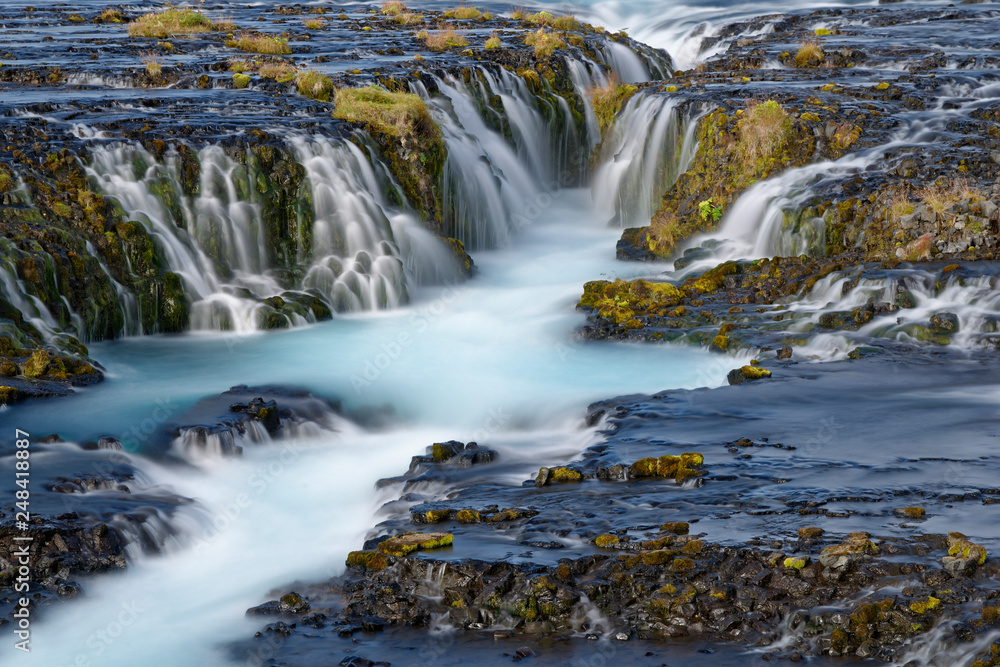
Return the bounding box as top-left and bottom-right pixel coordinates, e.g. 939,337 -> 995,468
2,0 -> 1000,665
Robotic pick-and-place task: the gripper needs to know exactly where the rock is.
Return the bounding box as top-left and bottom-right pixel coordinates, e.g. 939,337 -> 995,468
727,365 -> 772,385
535,466 -> 583,486
894,507 -> 925,519
246,591 -> 310,617
776,345 -> 793,359
929,312 -> 959,334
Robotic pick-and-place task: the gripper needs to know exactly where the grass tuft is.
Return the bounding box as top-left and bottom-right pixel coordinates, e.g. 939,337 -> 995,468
226,33 -> 292,55
333,86 -> 440,143
303,18 -> 325,29
381,1 -> 407,16
444,5 -> 483,20
485,34 -> 501,49
794,40 -> 824,67
99,9 -> 125,24
420,26 -> 468,50
524,28 -> 564,58
738,100 -> 792,160
296,70 -> 334,101
395,11 -> 424,25
142,52 -> 162,76
588,78 -> 638,137
128,8 -> 216,38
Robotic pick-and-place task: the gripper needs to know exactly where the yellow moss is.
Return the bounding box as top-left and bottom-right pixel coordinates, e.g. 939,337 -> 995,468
738,365 -> 771,380
948,533 -> 988,565
784,556 -> 809,570
455,509 -> 481,523
22,350 -> 50,378
423,509 -> 450,523
642,549 -> 675,566
876,82 -> 890,90
346,550 -> 389,571
671,557 -> 695,573
232,73 -> 251,88
681,539 -> 703,555
377,531 -> 454,556
711,334 -> 729,351
661,521 -> 689,535
595,534 -> 620,548
896,507 -> 926,519
909,596 -> 941,615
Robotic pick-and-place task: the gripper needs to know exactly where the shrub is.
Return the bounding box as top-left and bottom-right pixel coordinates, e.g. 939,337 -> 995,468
795,41 -> 824,67
296,70 -> 334,101
524,28 -> 564,58
226,33 -> 292,55
128,8 -> 215,38
588,79 -> 637,137
738,100 -> 792,160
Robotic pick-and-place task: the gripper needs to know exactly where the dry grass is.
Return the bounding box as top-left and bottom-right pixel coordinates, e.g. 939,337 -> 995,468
333,86 -> 440,143
524,28 -> 564,58
919,178 -> 979,215
794,41 -> 824,67
395,12 -> 424,25
260,62 -> 297,83
381,1 -> 407,16
886,183 -> 914,220
485,34 -> 501,49
303,18 -> 325,30
588,78 -> 638,137
226,33 -> 292,55
296,70 -> 334,101
738,100 -> 792,160
419,27 -> 468,50
128,8 -> 216,38
444,5 -> 483,20
142,52 -> 162,76
99,9 -> 125,24
511,9 -> 579,30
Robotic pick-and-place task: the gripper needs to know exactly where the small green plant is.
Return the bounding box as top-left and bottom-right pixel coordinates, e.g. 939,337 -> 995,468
485,34 -> 501,49
699,199 -> 723,222
232,72 -> 251,88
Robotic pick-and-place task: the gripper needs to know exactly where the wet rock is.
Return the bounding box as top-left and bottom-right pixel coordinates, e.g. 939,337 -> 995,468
727,365 -> 772,385
930,311 -> 959,334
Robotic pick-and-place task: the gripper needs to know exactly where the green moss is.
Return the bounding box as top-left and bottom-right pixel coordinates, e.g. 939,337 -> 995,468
661,521 -> 689,535
711,334 -> 729,351
671,557 -> 695,573
629,453 -> 703,481
579,278 -> 684,324
737,365 -> 771,380
423,509 -> 450,523
233,73 -> 251,88
0,386 -> 20,404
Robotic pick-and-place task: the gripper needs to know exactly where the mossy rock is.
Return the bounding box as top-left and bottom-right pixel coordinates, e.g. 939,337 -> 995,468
376,531 -> 453,557
628,453 -> 704,482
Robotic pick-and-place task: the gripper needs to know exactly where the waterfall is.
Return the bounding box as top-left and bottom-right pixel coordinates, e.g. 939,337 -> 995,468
591,94 -> 698,227
291,134 -> 458,312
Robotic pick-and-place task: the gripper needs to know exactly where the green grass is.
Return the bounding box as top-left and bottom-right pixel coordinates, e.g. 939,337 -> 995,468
333,86 -> 439,142
296,70 -> 334,101
226,33 -> 292,55
128,8 -> 216,38
485,35 -> 501,49
524,28 -> 564,58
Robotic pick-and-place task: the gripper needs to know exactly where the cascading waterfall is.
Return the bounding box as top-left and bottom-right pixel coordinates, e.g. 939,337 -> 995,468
291,134 -> 458,312
591,94 -> 698,227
